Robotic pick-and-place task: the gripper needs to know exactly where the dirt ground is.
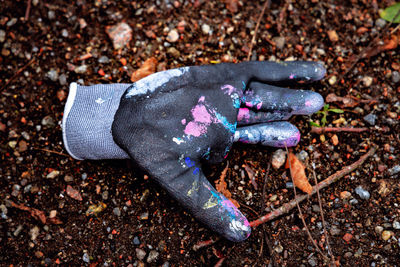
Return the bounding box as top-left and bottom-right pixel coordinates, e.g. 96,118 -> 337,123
1,0 -> 400,266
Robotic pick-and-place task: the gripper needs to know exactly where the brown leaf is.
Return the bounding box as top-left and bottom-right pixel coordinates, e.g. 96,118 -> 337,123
215,164 -> 240,208
326,93 -> 359,108
243,164 -> 258,190
10,201 -> 47,224
130,57 -> 158,82
66,185 -> 83,201
286,153 -> 312,194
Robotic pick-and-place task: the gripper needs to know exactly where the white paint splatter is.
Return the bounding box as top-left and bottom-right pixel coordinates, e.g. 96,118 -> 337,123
172,137 -> 185,145
95,98 -> 106,104
125,67 -> 189,98
229,219 -> 250,233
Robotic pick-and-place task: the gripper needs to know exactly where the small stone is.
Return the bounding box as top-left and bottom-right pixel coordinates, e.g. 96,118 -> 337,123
362,76 -> 373,87
13,225 -> 23,236
0,30 -> 6,42
271,149 -> 286,169
296,150 -> 308,162
201,24 -> 211,35
147,250 -> 159,263
312,204 -> 320,213
6,18 -> 17,27
375,226 -> 383,234
330,226 -> 341,235
74,65 -> 88,74
392,71 -> 400,83
327,30 -> 339,42
344,252 -> 353,258
331,134 -> 339,146
49,210 -> 57,219
167,47 -> 180,57
113,207 -> 121,217
64,175 -> 74,182
18,140 -> 28,152
30,226 -> 40,241
35,251 -> 44,258
342,233 -> 353,242
48,10 -> 55,20
82,252 -> 90,263
363,113 -> 376,126
166,29 -> 179,43
61,29 -> 69,38
21,131 -> 30,140
140,212 -> 149,220
1,48 -> 10,56
274,244 -> 283,253
388,165 -> 400,176
328,75 -> 337,85
269,195 -> 277,202
382,230 -> 393,241
98,56 -> 110,64
102,190 -> 109,200
375,18 -> 386,28
59,74 -> 67,85
46,170 -> 60,179
106,22 -> 133,50
308,258 -> 317,267
133,236 -> 140,245
162,262 -> 170,267
32,0 -> 39,6
81,173 -> 87,180
136,248 -> 146,260
41,115 -> 55,127
393,221 -> 400,230
8,141 -> 17,149
272,36 -> 285,50
66,185 -> 83,201
340,191 -> 352,199
355,186 -> 370,200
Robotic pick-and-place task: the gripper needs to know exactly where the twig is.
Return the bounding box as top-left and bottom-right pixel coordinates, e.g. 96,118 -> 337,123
285,146 -> 329,261
310,127 -> 368,134
1,48 -> 44,92
250,145 -> 377,227
246,0 -> 271,61
340,7 -> 400,79
193,238 -> 219,251
33,147 -> 70,157
25,0 -> 32,21
312,168 -> 335,263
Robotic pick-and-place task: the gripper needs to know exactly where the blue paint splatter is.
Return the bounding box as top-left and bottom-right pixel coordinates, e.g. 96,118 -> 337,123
214,112 -> 237,134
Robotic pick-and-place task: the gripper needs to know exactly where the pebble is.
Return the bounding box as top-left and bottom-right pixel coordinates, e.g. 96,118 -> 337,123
98,56 -> 110,64
21,131 -> 30,140
375,18 -> 386,28
74,65 -> 88,74
167,47 -> 180,57
340,191 -> 352,199
296,150 -> 308,162
328,75 -> 337,85
64,175 -> 74,182
0,30 -> 5,42
286,182 -> 293,189
201,24 -> 211,35
375,226 -> 383,234
392,71 -> 400,83
274,244 -> 283,253
113,207 -> 121,217
106,22 -> 133,50
330,226 -> 341,235
147,250 -> 159,263
140,212 -> 149,220
30,226 -> 40,241
59,74 -> 67,85
81,173 -> 87,180
363,113 -> 376,126
166,29 -> 179,43
49,210 -> 57,219
393,221 -> 400,230
308,258 -> 317,267
388,165 -> 400,176
355,186 -> 370,199
14,225 -> 23,236
362,76 -> 373,87
272,36 -> 285,50
133,236 -> 140,245
82,252 -> 90,263
381,230 -> 393,241
327,30 -> 339,42
48,10 -> 55,20
136,248 -> 146,260
41,115 -> 55,127
46,69 -> 59,82
46,170 -> 60,179
102,190 -> 109,200
61,29 -> 69,38
162,262 -> 170,267
7,18 -> 17,27
344,252 -> 353,258
18,140 -> 27,152
271,149 -> 286,169
269,195 -> 277,202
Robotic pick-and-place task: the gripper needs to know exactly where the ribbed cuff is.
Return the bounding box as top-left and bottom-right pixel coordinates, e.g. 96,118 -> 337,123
62,82 -> 130,160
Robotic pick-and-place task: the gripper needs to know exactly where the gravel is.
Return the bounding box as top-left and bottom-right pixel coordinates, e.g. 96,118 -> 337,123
363,113 -> 376,126
355,186 -> 370,200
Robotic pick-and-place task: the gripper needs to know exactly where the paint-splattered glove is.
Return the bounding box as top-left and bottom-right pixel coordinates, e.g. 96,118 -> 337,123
62,61 -> 325,242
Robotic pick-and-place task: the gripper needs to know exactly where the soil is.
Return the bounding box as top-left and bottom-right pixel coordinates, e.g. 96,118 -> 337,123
1,0 -> 400,266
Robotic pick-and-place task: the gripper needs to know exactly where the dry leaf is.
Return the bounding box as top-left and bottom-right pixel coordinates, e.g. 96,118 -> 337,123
286,152 -> 312,194
215,164 -> 240,208
130,57 -> 158,82
242,164 -> 258,190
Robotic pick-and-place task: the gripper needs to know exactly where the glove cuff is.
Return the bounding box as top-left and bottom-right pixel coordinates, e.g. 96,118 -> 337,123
62,82 -> 130,160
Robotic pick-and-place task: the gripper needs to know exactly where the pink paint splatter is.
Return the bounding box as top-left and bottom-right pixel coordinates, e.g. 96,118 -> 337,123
181,119 -> 186,125
184,121 -> 207,137
305,100 -> 312,107
221,84 -> 236,95
184,96 -> 217,137
237,108 -> 250,122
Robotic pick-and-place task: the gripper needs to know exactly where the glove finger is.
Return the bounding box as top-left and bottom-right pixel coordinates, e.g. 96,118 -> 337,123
234,121 -> 300,147
237,108 -> 290,126
234,61 -> 326,83
242,82 -> 324,115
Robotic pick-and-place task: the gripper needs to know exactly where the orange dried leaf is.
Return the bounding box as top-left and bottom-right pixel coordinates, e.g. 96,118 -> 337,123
130,57 -> 158,82
215,165 -> 240,208
287,152 -> 312,194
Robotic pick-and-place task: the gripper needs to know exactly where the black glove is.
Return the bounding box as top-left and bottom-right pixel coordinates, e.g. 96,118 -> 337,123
62,61 -> 325,242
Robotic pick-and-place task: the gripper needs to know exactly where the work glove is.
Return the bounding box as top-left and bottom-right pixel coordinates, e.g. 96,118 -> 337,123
62,61 -> 325,242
